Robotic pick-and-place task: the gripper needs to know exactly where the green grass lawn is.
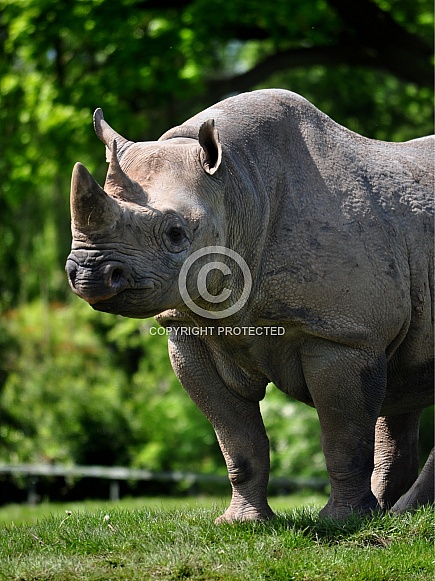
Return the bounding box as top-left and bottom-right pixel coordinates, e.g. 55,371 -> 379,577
0,494 -> 433,580
0,491 -> 327,525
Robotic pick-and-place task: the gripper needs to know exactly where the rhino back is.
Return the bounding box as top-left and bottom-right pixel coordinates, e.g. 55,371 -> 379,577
162,90 -> 433,352
160,89 -> 433,226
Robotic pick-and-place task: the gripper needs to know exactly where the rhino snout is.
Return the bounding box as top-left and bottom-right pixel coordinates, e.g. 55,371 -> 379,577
66,257 -> 130,304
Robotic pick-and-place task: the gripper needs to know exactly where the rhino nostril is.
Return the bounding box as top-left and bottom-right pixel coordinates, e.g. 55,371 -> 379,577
66,263 -> 77,289
110,267 -> 125,287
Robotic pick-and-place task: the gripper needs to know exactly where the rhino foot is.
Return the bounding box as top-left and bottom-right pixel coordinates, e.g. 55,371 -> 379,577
391,448 -> 434,513
319,491 -> 381,520
215,503 -> 275,524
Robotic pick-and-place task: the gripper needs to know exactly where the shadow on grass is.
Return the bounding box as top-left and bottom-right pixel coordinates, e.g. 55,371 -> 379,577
226,505 -> 433,548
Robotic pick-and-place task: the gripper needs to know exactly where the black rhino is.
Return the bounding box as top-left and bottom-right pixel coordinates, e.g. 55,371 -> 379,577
66,89 -> 434,521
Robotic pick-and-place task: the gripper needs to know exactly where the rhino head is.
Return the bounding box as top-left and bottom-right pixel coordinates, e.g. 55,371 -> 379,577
66,109 -> 225,319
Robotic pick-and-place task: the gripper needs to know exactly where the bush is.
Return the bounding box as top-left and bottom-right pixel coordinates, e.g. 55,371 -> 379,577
0,300 -> 221,472
1,299 -> 431,487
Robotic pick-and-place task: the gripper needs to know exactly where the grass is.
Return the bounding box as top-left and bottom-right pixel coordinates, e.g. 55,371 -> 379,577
0,492 -> 327,526
0,494 -> 433,580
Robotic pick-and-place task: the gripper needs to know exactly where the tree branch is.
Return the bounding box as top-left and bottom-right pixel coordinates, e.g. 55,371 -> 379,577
326,0 -> 433,87
206,45 -> 346,99
137,0 -> 433,90
205,35 -> 432,104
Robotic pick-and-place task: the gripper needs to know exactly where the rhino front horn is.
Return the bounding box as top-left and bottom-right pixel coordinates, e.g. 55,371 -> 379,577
70,162 -> 120,233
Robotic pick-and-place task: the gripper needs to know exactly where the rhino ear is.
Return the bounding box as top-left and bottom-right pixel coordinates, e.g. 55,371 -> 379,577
93,108 -> 134,159
198,119 -> 222,175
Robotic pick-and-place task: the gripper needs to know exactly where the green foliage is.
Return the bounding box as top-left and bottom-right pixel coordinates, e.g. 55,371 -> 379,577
0,0 -> 433,307
261,386 -> 325,478
0,503 -> 433,580
0,299 -> 222,472
0,0 -> 433,485
1,299 -> 431,481
0,493 -> 329,525
0,299 -> 329,479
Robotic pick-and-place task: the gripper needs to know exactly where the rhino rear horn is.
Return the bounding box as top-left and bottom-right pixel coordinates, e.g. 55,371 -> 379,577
104,140 -> 146,203
70,162 -> 120,233
93,108 -> 134,159
199,119 -> 222,175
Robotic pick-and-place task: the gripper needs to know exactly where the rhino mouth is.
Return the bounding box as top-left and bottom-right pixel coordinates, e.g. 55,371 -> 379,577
90,289 -> 164,319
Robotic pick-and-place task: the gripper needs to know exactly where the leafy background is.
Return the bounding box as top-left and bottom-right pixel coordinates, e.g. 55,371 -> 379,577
0,0 -> 433,499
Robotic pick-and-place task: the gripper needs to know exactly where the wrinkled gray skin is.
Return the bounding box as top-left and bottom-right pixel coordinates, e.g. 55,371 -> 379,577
66,89 -> 434,522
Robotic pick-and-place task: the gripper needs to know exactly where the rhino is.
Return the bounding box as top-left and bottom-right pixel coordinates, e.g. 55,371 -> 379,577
66,89 -> 434,522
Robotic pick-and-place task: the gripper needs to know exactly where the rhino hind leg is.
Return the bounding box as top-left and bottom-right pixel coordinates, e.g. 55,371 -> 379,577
391,447 -> 434,513
302,343 -> 387,519
372,412 -> 421,509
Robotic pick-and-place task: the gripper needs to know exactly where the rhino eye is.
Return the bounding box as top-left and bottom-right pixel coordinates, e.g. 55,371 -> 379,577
163,223 -> 190,253
167,226 -> 185,245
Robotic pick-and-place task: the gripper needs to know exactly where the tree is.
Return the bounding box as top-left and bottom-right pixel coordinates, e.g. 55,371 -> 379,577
0,0 -> 433,307
0,0 -> 432,481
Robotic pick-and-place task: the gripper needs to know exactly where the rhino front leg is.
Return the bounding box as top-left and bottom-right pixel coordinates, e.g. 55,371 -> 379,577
372,412 -> 421,509
302,341 -> 386,519
168,334 -> 274,523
